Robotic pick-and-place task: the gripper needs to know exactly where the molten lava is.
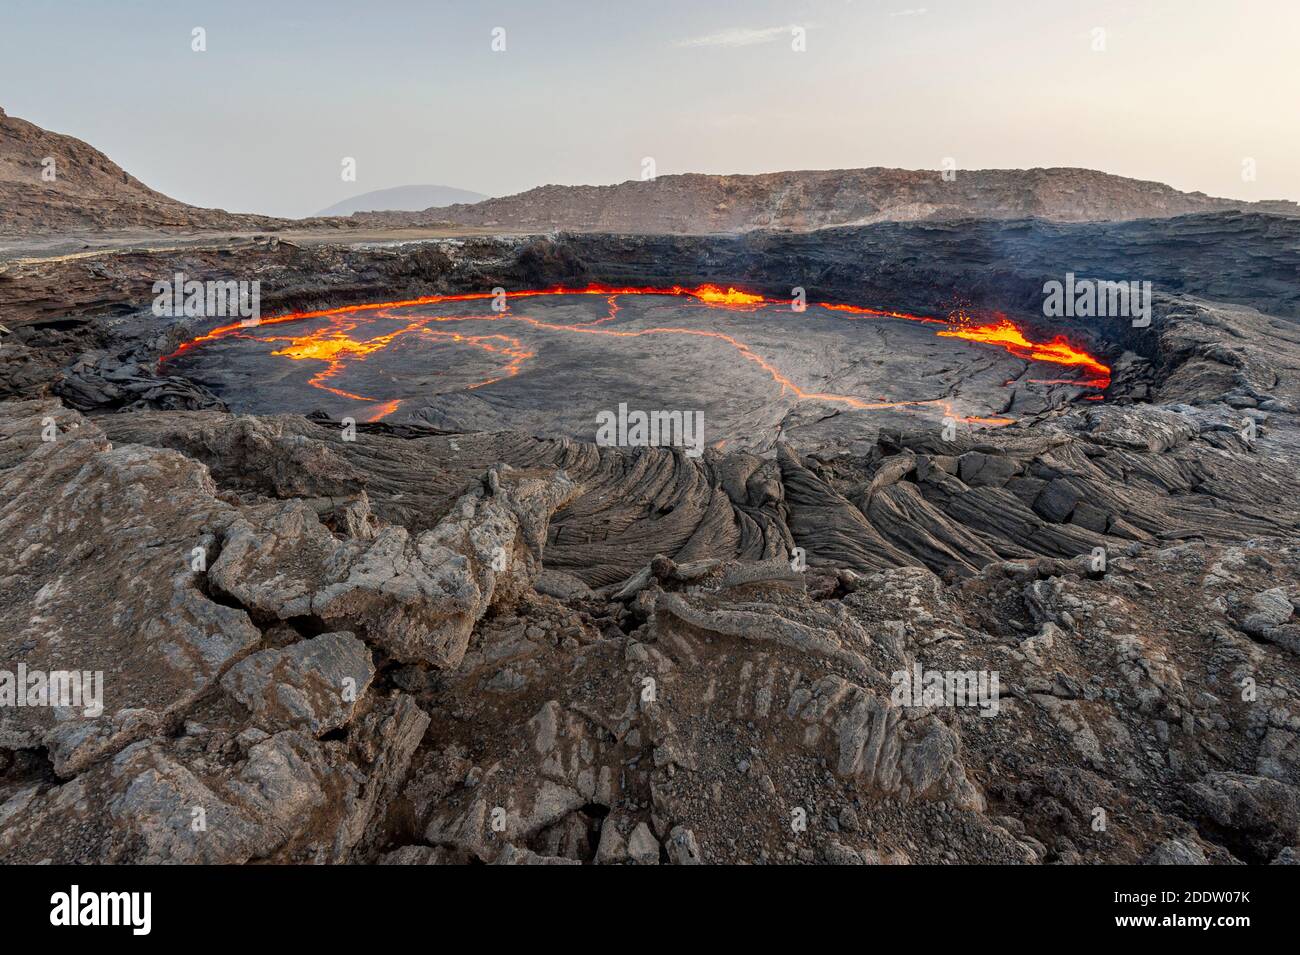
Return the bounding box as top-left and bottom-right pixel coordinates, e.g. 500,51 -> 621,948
691,284 -> 767,306
938,318 -> 1111,388
160,283 -> 1110,425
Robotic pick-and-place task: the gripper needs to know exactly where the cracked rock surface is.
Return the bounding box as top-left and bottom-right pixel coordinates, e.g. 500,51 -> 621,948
2,224 -> 1299,864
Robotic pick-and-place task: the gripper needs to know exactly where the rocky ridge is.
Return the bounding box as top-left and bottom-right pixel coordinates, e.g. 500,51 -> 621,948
4,107 -> 1295,238
0,107 -> 296,236
356,167 -> 1300,234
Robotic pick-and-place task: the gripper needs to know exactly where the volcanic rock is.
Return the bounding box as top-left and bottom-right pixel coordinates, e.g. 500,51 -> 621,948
0,108 -> 292,235
355,167 -> 1299,234
220,632 -> 375,736
3,214 -> 1300,867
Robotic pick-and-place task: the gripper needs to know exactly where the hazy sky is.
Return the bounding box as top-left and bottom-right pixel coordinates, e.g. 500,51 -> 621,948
3,0 -> 1296,217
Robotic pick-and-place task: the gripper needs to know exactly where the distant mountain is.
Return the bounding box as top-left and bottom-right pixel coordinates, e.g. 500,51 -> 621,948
0,106 -> 289,235
353,167 -> 1300,234
316,185 -> 488,217
3,106 -> 1296,238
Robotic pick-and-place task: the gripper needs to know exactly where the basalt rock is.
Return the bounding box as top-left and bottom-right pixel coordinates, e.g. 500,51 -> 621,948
3,220 -> 1300,865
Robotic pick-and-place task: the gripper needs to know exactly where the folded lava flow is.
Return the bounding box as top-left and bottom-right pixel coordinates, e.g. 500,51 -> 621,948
6,221 -> 1297,870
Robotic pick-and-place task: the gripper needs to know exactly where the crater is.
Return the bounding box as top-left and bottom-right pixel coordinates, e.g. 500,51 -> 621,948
161,283 -> 1109,453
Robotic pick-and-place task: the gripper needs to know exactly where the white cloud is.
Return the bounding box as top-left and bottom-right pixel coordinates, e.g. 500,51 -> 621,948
674,25 -> 797,48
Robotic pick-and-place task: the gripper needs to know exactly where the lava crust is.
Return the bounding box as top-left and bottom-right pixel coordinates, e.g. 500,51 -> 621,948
2,222 -> 1299,866
159,284 -> 1107,450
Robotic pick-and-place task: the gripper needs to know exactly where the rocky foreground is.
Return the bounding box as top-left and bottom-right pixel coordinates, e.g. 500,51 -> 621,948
1,223 -> 1299,864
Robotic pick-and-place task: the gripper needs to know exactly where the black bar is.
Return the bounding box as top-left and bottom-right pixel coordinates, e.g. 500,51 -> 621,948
0,863 -> 1281,940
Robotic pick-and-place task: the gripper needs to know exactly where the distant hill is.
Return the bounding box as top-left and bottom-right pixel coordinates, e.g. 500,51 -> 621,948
317,185 -> 488,217
0,106 -> 290,234
3,106 -> 1296,237
353,167 -> 1300,234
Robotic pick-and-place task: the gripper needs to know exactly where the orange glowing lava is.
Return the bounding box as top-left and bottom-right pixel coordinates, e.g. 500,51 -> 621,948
691,284 -> 767,306
159,283 -> 1109,425
937,318 -> 1111,387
